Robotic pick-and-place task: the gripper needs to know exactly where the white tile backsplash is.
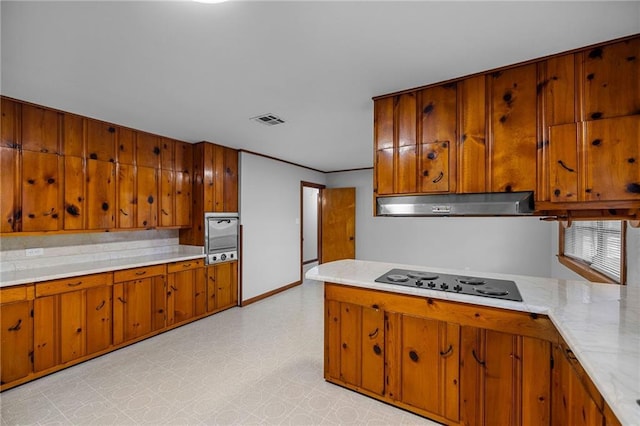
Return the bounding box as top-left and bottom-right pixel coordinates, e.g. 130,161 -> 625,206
0,230 -> 184,273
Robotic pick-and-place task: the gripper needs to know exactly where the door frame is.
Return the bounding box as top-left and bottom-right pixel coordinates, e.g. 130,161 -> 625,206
300,181 -> 325,279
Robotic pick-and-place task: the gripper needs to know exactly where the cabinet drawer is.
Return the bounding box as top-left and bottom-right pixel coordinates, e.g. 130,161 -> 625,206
167,259 -> 204,273
114,264 -> 166,282
36,273 -> 113,297
0,285 -> 35,303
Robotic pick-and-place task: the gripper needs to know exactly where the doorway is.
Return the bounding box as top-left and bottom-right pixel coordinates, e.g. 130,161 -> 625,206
301,182 -> 324,267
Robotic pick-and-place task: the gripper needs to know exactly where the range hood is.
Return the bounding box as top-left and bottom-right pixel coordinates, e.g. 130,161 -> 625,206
376,191 -> 535,216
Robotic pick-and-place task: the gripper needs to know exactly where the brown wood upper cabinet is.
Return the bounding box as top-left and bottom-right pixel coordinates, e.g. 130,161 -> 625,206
0,285 -> 34,386
86,120 -> 116,162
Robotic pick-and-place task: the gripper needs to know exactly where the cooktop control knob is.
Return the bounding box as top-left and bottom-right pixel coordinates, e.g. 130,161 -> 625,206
440,283 -> 449,290
454,284 -> 462,292
427,281 -> 436,288
221,254 -> 227,260
415,280 -> 423,287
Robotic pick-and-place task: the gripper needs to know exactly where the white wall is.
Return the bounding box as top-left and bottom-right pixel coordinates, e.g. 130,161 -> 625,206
240,153 -> 326,301
302,186 -> 319,262
326,169 -> 554,278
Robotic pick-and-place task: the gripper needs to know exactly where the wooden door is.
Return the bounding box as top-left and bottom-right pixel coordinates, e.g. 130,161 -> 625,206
374,97 -> 394,151
64,156 -> 85,230
136,132 -> 161,168
399,315 -> 459,421
418,84 -> 456,193
175,171 -> 191,227
223,147 -> 239,212
458,75 -> 487,193
174,141 -> 193,174
489,64 -> 538,193
549,123 -> 579,202
1,98 -> 20,149
321,187 -> 355,263
159,169 -> 175,227
0,300 -> 33,384
160,137 -> 174,170
0,147 -> 19,232
86,119 -> 116,162
86,159 -> 115,229
85,286 -> 112,355
21,150 -> 62,231
116,163 -> 136,229
21,104 -> 60,154
60,291 -> 85,363
137,166 -> 157,228
584,115 -> 640,201
116,279 -> 153,342
33,296 -> 58,372
62,113 -> 85,157
375,148 -> 394,196
581,37 -> 640,121
117,127 -> 135,164
151,276 -> 166,332
360,306 -> 385,395
213,145 -> 225,212
210,261 -> 238,310
169,270 -> 195,324
396,93 -> 418,194
194,267 -> 207,316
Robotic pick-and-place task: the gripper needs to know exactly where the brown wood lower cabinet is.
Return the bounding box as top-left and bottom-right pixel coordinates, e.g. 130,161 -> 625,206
33,273 -> 113,372
206,261 -> 238,312
0,286 -> 34,385
167,259 -> 206,325
324,282 -> 620,426
112,265 -> 166,345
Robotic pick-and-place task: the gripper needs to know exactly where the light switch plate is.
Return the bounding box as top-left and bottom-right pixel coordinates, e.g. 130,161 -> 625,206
25,248 -> 44,257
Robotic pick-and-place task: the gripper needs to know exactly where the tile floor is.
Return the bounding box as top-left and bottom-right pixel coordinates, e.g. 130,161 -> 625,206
0,270 -> 438,425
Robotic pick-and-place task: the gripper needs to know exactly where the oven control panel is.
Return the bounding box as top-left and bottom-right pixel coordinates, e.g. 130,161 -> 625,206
207,251 -> 237,265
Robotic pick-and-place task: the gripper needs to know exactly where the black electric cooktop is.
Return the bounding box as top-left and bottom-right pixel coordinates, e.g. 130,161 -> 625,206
374,268 -> 523,302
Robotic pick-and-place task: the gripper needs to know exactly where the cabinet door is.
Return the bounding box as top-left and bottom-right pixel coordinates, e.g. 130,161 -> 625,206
375,148 -> 394,196
86,120 -> 116,162
174,141 -> 193,174
489,64 -> 537,193
63,156 -> 85,230
582,38 -> 640,121
168,270 -> 194,324
419,142 -> 450,193
360,306 -> 385,396
117,127 -> 135,165
21,104 -> 60,154
136,132 -> 160,168
458,75 -> 487,193
159,169 -> 175,227
116,163 -> 136,229
34,296 -> 58,372
0,300 -> 33,384
122,279 -> 153,342
21,150 -> 62,231
399,315 -> 459,421
543,53 -> 576,127
549,123 -> 579,202
0,147 -> 19,232
207,262 -> 238,311
86,159 -> 115,229
175,170 -> 191,227
137,166 -> 157,228
85,286 -> 112,355
62,113 -> 85,157
1,98 -> 20,149
397,145 -> 417,194
584,115 -> 640,201
160,138 -> 174,170
213,145 -> 225,212
223,147 -> 238,212
59,291 -> 85,363
151,276 -> 166,332
374,97 -> 394,151
194,267 -> 207,316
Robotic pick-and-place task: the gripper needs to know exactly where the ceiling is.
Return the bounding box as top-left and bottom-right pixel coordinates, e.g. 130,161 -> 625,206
2,1 -> 639,172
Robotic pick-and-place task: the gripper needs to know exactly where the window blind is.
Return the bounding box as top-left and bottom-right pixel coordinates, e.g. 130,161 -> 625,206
564,221 -> 622,282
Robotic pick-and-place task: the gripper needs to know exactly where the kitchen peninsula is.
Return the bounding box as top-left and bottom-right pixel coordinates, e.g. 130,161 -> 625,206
307,259 -> 639,426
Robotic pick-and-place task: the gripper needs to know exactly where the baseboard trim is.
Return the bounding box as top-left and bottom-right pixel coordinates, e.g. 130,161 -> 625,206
241,280 -> 302,306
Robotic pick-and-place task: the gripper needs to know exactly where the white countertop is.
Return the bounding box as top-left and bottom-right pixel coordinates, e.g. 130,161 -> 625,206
306,259 -> 640,426
0,246 -> 205,287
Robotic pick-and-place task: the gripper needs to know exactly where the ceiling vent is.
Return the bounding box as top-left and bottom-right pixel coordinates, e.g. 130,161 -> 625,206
250,113 -> 285,126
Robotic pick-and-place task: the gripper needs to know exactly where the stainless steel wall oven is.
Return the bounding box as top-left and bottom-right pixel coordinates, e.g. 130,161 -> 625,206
204,212 -> 239,264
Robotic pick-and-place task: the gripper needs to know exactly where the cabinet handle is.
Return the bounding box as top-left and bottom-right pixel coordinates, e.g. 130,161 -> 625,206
182,263 -> 191,268
368,328 -> 379,339
67,281 -> 82,287
170,285 -> 178,291
409,350 -> 419,362
432,172 -> 444,184
118,297 -> 127,304
43,207 -> 55,216
161,209 -> 169,216
440,345 -> 453,357
135,271 -> 147,276
557,160 -> 575,173
472,349 -> 486,366
565,348 -> 578,361
8,319 -> 22,331
96,300 -> 105,311
120,209 -> 129,216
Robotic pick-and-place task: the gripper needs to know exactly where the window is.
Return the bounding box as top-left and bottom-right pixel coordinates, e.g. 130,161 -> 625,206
559,221 -> 626,284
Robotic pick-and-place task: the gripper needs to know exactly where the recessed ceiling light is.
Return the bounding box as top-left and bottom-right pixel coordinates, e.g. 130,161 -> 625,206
250,113 -> 286,126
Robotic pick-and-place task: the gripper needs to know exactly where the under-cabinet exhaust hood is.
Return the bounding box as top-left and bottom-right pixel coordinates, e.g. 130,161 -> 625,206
376,191 -> 535,216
